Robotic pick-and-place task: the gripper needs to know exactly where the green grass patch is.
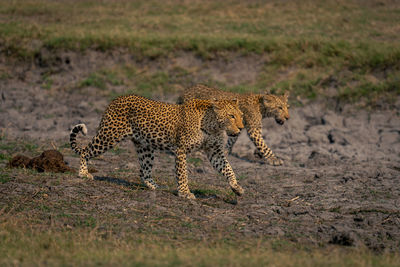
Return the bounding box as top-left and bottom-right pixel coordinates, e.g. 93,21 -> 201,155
0,70 -> 11,80
0,153 -> 10,161
0,139 -> 40,155
107,67 -> 194,100
1,0 -> 399,59
109,146 -> 128,156
187,157 -> 203,167
338,76 -> 400,105
192,188 -> 221,197
0,173 -> 11,184
79,70 -> 123,90
77,216 -> 97,228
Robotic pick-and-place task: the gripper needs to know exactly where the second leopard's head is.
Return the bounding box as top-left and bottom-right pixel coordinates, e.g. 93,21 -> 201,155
260,91 -> 290,125
211,98 -> 244,136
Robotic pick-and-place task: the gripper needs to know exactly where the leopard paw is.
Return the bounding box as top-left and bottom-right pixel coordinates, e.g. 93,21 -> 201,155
79,172 -> 94,180
267,157 -> 283,166
230,183 -> 244,196
178,191 -> 196,200
253,150 -> 263,159
143,179 -> 159,190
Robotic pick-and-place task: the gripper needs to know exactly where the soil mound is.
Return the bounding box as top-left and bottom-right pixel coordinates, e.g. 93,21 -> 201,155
7,155 -> 31,168
8,150 -> 75,173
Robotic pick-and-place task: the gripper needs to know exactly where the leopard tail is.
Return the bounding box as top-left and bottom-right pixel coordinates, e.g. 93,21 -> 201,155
70,123 -> 88,155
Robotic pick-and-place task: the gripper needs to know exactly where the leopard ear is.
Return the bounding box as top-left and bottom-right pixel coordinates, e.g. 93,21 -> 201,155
231,98 -> 239,105
208,97 -> 217,106
284,91 -> 290,100
261,94 -> 273,103
211,98 -> 221,110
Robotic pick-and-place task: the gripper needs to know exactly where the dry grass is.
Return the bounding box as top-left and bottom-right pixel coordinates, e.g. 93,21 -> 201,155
1,218 -> 399,266
1,0 -> 399,54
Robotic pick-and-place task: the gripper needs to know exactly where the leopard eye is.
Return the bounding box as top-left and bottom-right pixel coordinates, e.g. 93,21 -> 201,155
230,114 -> 235,119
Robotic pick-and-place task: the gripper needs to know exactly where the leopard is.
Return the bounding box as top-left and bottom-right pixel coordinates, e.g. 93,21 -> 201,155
178,84 -> 290,166
70,94 -> 244,199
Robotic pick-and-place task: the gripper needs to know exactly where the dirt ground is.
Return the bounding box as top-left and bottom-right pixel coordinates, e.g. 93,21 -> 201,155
1,51 -> 399,252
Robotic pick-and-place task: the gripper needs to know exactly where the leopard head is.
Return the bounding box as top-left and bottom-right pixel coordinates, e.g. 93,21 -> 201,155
212,98 -> 244,136
260,91 -> 290,125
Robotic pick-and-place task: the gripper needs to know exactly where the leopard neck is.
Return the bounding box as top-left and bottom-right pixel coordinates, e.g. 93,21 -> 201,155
258,94 -> 274,119
201,105 -> 223,136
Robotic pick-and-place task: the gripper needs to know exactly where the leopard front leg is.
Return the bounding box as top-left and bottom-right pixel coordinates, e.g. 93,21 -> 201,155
247,128 -> 283,166
206,143 -> 244,196
175,148 -> 195,199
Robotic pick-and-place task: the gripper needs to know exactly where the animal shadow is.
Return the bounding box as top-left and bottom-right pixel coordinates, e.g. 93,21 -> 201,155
94,176 -> 147,190
230,152 -> 268,164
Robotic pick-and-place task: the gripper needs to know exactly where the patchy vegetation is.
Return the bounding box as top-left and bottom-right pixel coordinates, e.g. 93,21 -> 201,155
0,0 -> 399,265
0,0 -> 399,104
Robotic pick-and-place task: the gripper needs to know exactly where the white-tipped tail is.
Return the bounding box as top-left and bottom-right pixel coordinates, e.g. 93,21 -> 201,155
70,123 -> 88,155
76,123 -> 87,136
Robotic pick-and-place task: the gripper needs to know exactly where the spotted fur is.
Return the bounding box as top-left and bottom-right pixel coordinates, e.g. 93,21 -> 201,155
70,94 -> 244,199
178,85 -> 290,166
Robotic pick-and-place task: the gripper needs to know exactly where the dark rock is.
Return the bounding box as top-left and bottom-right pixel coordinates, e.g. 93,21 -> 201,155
329,232 -> 355,246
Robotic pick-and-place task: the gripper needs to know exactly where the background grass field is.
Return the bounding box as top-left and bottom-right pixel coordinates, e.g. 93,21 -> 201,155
1,0 -> 399,105
1,0 -> 400,266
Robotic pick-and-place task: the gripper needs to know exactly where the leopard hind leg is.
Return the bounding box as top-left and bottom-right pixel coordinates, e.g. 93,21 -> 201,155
78,126 -> 133,179
132,140 -> 159,189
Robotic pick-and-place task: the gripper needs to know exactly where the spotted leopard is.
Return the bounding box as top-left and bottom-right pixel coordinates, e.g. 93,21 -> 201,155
178,85 -> 290,166
70,94 -> 244,199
